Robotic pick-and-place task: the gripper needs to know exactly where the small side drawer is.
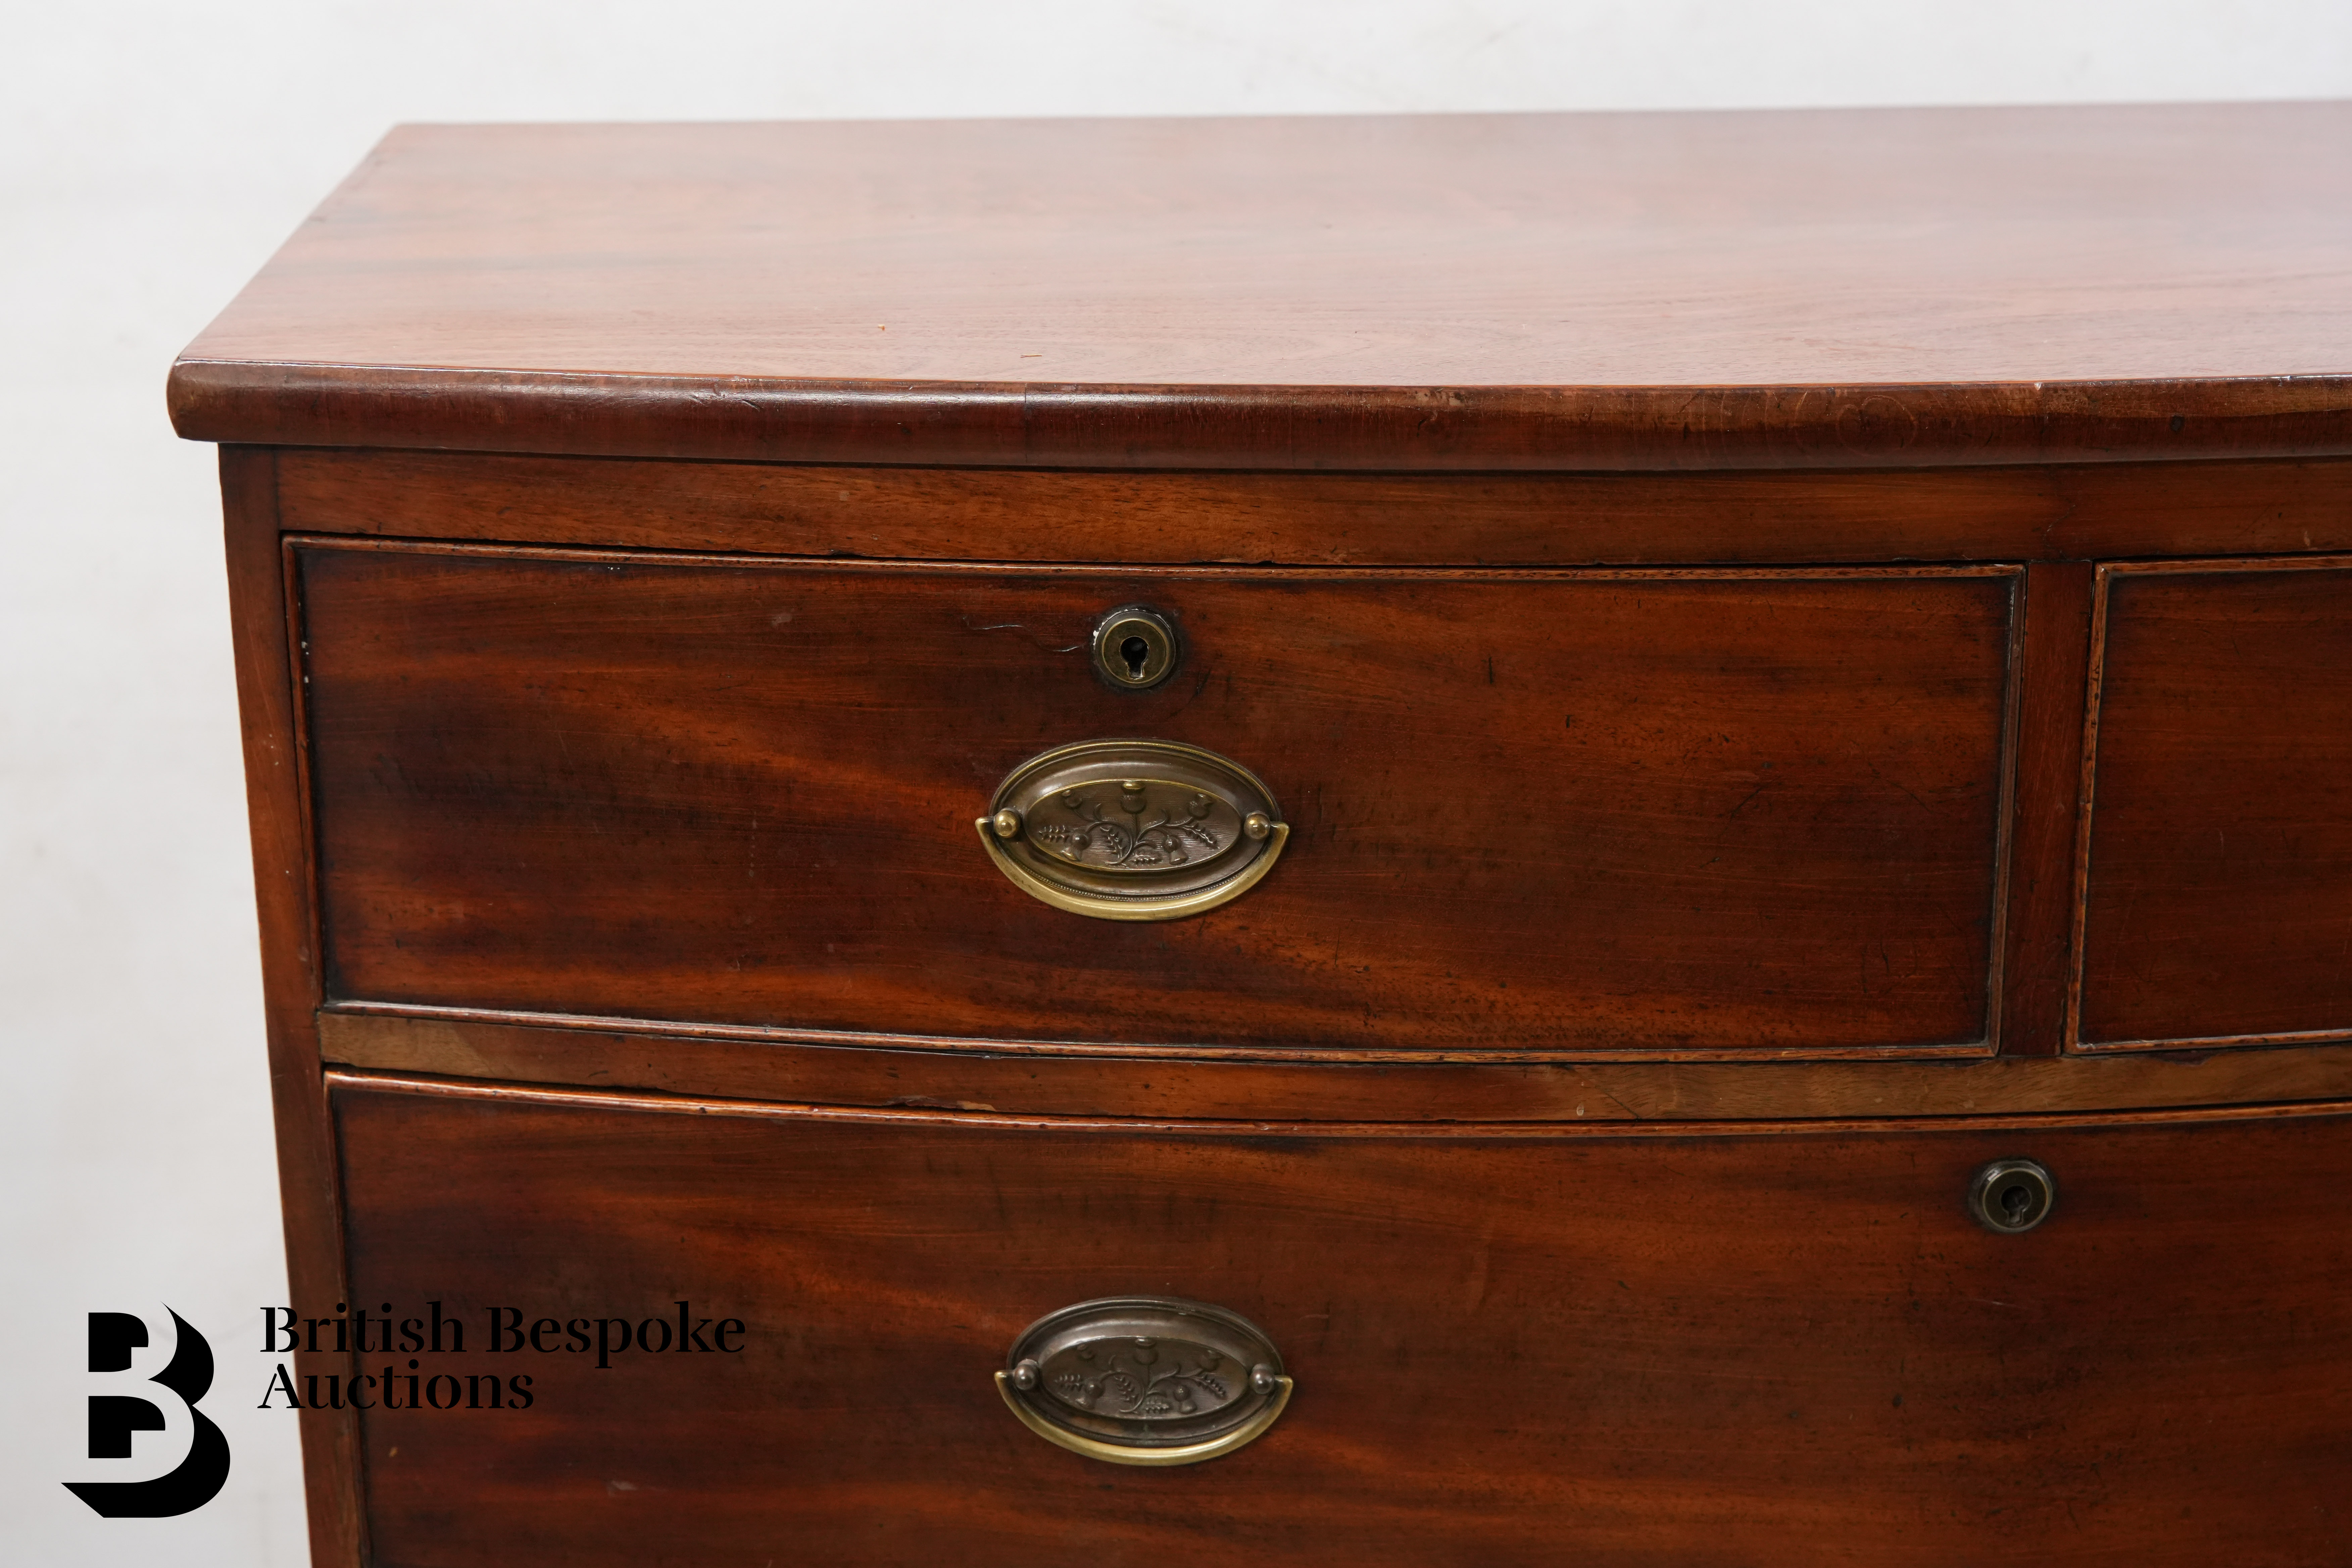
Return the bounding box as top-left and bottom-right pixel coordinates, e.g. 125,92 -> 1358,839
293,539 -> 2018,1056
2078,558 -> 2352,1050
332,1077 -> 2352,1567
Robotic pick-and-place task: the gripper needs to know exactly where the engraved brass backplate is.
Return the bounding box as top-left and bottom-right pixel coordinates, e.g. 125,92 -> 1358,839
995,1297 -> 1293,1467
977,739 -> 1288,921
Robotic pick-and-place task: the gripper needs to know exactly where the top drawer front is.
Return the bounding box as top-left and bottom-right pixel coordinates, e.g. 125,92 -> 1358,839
297,542 -> 2017,1055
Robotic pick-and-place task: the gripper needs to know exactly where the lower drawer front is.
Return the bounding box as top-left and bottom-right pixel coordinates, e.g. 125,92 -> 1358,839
334,1079 -> 2352,1567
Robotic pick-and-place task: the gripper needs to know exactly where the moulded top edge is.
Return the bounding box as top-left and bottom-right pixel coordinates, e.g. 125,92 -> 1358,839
168,106 -> 2352,471
165,360 -> 2352,473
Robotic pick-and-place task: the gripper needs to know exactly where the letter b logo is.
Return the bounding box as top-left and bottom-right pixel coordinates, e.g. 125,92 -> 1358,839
64,1308 -> 232,1518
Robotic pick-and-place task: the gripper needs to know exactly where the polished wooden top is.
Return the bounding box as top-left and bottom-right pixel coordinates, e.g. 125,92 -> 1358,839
172,103 -> 2352,471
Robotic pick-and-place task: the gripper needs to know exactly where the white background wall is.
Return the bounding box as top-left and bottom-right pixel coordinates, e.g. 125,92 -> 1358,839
3,3 -> 2347,1563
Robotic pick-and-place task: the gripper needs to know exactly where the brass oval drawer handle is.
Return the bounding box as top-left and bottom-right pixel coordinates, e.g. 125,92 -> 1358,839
975,739 -> 1289,922
994,1296 -> 1293,1467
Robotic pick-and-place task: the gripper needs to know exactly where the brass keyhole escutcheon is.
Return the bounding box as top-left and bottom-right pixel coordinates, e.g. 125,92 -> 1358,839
1092,605 -> 1177,690
1967,1158 -> 2056,1234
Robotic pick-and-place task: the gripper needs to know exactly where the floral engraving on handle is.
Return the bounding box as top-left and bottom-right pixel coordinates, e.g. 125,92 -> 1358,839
1042,1337 -> 1240,1422
1028,783 -> 1224,869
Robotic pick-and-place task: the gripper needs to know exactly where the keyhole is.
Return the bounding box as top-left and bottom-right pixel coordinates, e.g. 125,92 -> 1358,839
1968,1158 -> 2054,1234
1091,605 -> 1177,690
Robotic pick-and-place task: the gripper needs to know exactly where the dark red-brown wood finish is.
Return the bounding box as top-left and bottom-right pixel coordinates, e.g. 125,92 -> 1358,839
170,107 -> 2352,472
220,450 -> 365,1568
336,1076 -> 2352,1568
294,540 -> 2018,1057
2077,559 -> 2352,1050
185,105 -> 2352,1567
268,447 -> 2352,567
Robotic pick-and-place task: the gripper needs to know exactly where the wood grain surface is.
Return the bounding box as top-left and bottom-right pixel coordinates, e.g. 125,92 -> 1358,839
188,102 -> 2352,1567
172,106 -> 2352,470
221,450 -> 367,1567
332,1074 -> 2352,1568
270,446 -> 2352,568
319,1008 -> 2352,1124
1993,563 -> 2096,1056
2077,558 -> 2352,1049
296,541 -> 2017,1056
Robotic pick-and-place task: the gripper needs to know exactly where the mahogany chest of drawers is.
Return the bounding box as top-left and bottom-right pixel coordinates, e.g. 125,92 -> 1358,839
175,104 -> 2352,1565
